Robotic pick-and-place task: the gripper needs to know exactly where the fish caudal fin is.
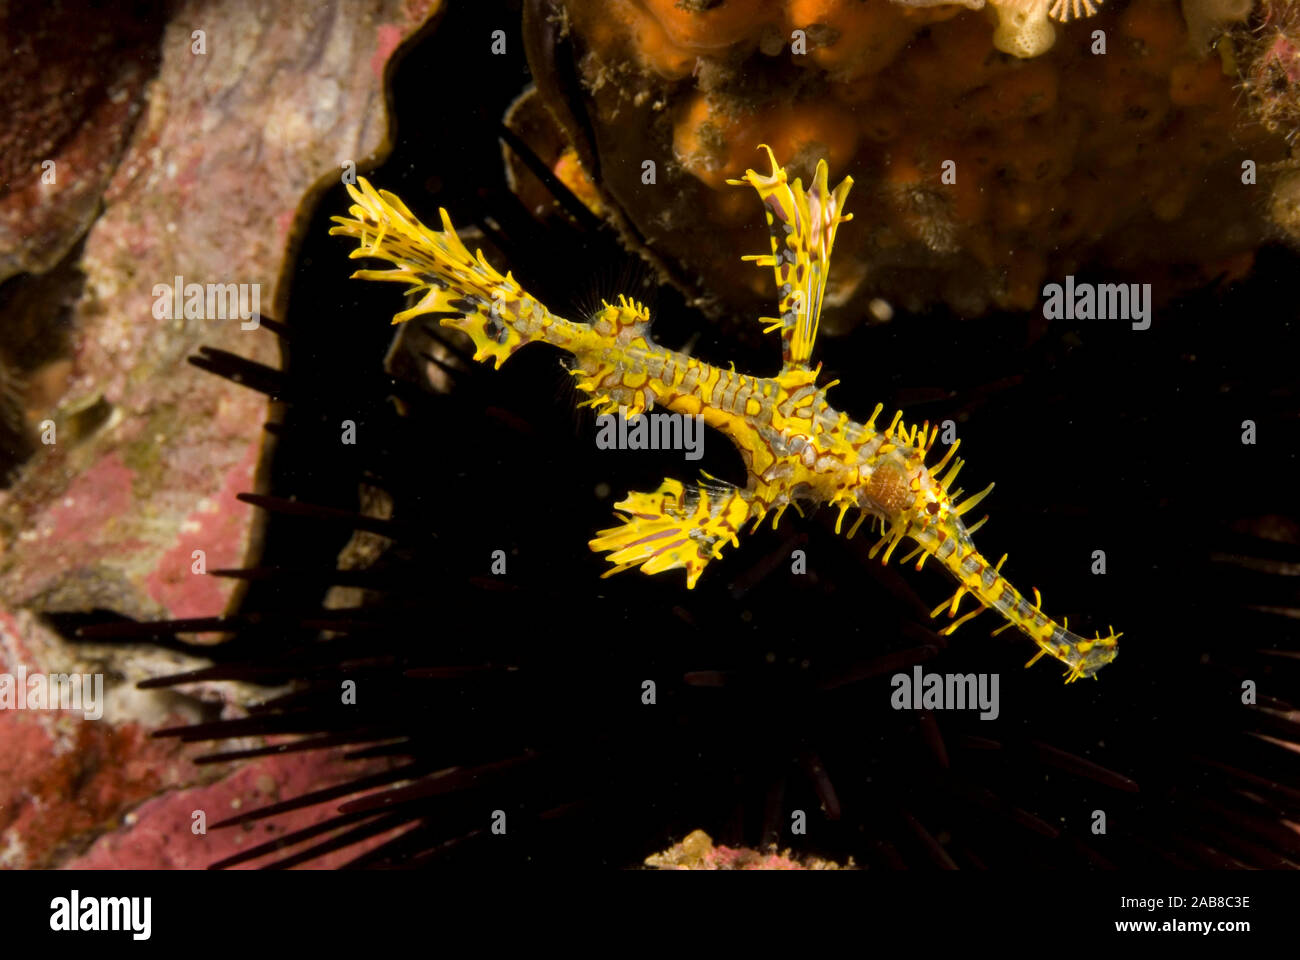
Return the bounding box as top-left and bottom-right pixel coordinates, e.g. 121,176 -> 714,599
330,177 -> 582,369
589,479 -> 752,589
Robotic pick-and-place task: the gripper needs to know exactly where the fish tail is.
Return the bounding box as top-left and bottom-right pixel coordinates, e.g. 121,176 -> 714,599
330,177 -> 586,368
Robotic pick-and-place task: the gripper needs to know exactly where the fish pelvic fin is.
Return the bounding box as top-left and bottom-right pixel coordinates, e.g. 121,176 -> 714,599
589,479 -> 751,589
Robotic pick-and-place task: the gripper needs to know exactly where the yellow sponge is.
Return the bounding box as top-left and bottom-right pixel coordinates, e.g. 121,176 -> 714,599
990,0 -> 1057,58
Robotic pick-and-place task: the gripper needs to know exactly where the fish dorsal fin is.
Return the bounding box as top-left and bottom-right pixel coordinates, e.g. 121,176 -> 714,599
591,294 -> 651,345
728,145 -> 854,369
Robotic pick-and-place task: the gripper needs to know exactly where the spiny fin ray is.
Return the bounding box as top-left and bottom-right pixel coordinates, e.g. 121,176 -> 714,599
727,145 -> 853,368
